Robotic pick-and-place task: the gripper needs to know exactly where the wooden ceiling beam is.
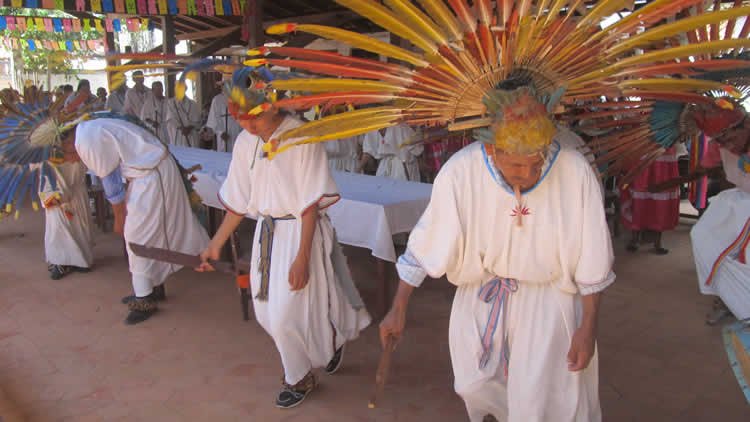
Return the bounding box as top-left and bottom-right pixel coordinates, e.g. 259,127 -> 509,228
189,27 -> 244,57
177,26 -> 240,41
262,10 -> 359,29
177,15 -> 217,30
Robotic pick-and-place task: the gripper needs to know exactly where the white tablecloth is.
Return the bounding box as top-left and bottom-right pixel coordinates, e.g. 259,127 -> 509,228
169,145 -> 432,262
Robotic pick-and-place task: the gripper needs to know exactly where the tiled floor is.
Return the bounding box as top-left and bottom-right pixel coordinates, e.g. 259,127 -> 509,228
0,208 -> 747,421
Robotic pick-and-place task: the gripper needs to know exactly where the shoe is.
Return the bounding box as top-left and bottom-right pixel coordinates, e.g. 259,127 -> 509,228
125,296 -> 158,325
325,345 -> 345,375
483,415 -> 499,422
275,372 -> 316,409
48,264 -> 71,280
651,247 -> 669,255
121,284 -> 166,304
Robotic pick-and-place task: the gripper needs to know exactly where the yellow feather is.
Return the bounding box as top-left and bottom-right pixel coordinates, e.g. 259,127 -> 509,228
269,79 -> 404,93
618,78 -> 729,92
576,0 -> 631,30
383,0 -> 449,46
267,120 -> 400,160
335,0 -> 437,54
289,24 -> 429,68
545,0 -> 572,26
415,0 -> 463,41
570,39 -> 750,87
607,7 -> 750,57
278,107 -> 402,139
614,39 -> 750,68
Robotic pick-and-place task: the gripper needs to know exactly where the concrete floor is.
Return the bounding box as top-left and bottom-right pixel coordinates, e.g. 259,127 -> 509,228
0,209 -> 747,421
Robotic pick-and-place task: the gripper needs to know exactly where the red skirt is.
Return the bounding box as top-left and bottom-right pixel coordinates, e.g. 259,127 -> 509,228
620,150 -> 680,232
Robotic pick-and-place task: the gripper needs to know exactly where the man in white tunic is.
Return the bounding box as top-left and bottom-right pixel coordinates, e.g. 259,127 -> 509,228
140,81 -> 169,144
166,94 -> 202,148
205,88 -> 243,152
63,116 -> 209,325
106,83 -> 128,113
122,71 -> 152,117
381,84 -> 614,422
38,161 -> 94,280
360,124 -> 423,181
324,135 -> 361,172
198,104 -> 370,408
690,104 -> 750,322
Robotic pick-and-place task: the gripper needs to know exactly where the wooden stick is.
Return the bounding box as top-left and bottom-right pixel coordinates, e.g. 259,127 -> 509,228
648,166 -> 723,193
368,336 -> 395,409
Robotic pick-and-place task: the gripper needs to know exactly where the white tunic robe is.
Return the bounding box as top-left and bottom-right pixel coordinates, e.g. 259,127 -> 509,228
166,97 -> 202,148
122,87 -> 152,117
40,162 -> 94,268
75,118 -> 209,297
140,96 -> 169,144
362,124 -> 424,182
206,93 -> 243,152
405,141 -> 614,422
692,148 -> 750,319
324,135 -> 361,172
219,116 -> 371,385
105,89 -> 127,113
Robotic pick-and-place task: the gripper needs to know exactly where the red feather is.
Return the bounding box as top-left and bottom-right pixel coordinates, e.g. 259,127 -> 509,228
264,47 -> 406,74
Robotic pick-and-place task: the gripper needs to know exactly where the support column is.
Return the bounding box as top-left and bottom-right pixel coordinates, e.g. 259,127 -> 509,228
163,16 -> 177,97
105,31 -> 118,91
244,0 -> 264,48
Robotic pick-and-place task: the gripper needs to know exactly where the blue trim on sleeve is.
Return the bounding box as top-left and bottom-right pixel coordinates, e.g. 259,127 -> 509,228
396,249 -> 428,287
101,167 -> 126,204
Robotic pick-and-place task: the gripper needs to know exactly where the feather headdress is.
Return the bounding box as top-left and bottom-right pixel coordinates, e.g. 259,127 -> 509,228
0,87 -> 99,219
234,0 -> 750,182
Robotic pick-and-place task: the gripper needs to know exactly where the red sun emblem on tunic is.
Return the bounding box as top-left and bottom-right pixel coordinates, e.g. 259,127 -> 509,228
510,205 -> 531,218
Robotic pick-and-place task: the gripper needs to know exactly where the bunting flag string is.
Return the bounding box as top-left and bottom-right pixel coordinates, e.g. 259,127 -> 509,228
3,36 -> 104,51
0,15 -> 151,34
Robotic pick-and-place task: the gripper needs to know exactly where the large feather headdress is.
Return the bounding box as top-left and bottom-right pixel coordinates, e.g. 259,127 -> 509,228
228,0 -> 750,182
0,87 -> 97,219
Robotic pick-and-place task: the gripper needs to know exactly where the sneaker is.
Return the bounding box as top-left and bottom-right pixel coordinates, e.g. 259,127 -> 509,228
483,415 -> 499,422
124,296 -> 158,325
275,372 -> 316,409
48,264 -> 71,280
325,345 -> 345,375
121,285 -> 166,304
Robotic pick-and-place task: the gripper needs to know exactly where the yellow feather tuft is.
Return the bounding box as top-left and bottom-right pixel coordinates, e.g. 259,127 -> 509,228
32,202 -> 38,211
175,81 -> 186,101
5,204 -> 10,212
14,210 -> 19,220
244,58 -> 267,67
266,23 -> 297,35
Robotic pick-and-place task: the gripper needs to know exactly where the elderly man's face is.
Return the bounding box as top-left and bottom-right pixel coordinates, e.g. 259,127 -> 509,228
491,147 -> 545,192
152,83 -> 164,98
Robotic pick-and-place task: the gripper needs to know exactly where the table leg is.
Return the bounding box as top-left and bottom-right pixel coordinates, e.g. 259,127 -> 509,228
376,257 -> 392,319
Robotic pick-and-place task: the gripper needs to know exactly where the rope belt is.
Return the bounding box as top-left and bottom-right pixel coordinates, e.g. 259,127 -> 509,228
256,214 -> 295,301
478,277 -> 518,377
